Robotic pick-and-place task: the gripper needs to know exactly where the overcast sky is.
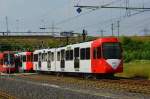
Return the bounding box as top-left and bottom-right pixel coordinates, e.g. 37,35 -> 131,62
0,0 -> 150,36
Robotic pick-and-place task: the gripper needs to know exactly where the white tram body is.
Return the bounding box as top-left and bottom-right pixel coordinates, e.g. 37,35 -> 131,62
33,37 -> 123,74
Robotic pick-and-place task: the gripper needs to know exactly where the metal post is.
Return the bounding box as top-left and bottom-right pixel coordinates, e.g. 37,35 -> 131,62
111,23 -> 114,36
5,16 -> 9,36
52,21 -> 54,36
66,36 -> 69,45
100,30 -> 104,37
117,21 -> 120,37
82,29 -> 87,41
8,52 -> 11,77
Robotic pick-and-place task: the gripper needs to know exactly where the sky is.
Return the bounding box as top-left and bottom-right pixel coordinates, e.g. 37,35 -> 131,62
0,0 -> 150,36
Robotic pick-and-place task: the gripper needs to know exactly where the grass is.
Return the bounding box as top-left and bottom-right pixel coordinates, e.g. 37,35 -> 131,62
116,60 -> 150,80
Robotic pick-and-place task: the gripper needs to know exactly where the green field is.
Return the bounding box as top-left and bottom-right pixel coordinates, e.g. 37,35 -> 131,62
116,60 -> 150,80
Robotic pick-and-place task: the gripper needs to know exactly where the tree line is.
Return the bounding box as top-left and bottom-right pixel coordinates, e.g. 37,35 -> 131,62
0,36 -> 150,63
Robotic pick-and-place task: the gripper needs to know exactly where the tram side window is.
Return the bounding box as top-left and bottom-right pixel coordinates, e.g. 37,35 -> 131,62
97,47 -> 101,59
80,48 -> 85,60
38,53 -> 42,61
22,55 -> 26,62
47,52 -> 51,60
43,53 -> 47,61
51,52 -> 54,61
27,55 -> 30,62
61,50 -> 65,60
42,53 -> 44,61
65,50 -> 73,61
80,48 -> 90,60
31,54 -> 33,62
4,54 -> 8,62
93,47 -> 101,59
27,54 -> 33,62
74,47 -> 79,58
70,50 -> 73,60
10,54 -> 14,63
66,50 -> 69,60
20,55 -> 22,61
85,48 -> 90,59
93,48 -> 97,59
0,59 -> 3,65
34,54 -> 38,62
45,53 -> 48,61
57,51 -> 60,61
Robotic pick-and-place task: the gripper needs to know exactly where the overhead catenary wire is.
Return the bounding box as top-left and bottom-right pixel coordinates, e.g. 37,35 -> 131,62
55,0 -> 122,25
73,5 -> 150,34
71,1 -> 149,25
56,0 -> 150,35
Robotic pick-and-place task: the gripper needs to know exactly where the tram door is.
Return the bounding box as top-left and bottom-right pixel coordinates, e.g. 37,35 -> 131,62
15,56 -> 22,72
38,53 -> 42,70
74,47 -> 80,71
60,50 -> 65,70
47,51 -> 51,70
19,56 -> 22,69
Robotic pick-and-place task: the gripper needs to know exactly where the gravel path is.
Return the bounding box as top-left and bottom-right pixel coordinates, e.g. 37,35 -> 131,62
0,75 -> 150,99
0,77 -> 111,99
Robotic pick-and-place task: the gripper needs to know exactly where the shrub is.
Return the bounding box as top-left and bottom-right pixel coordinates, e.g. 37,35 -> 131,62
121,36 -> 150,62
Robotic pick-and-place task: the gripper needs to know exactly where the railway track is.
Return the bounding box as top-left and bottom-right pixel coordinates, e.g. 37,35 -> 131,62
0,90 -> 17,99
15,74 -> 150,95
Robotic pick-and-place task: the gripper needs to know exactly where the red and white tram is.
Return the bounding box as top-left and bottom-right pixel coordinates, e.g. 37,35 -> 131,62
16,52 -> 33,72
33,37 -> 123,76
0,51 -> 16,73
